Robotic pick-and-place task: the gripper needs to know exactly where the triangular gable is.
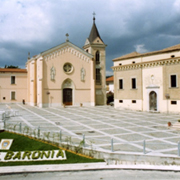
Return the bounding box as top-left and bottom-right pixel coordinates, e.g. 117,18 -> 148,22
41,41 -> 93,62
92,37 -> 104,45
41,41 -> 93,58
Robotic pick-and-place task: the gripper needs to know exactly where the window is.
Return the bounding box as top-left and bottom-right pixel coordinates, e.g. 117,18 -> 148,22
119,100 -> 123,103
119,79 -> 123,89
132,61 -> 135,64
96,69 -> 101,84
11,91 -> 16,100
119,63 -> 122,66
11,76 -> 15,84
171,101 -> 177,105
170,75 -> 177,87
171,55 -> 175,58
63,63 -> 73,74
132,100 -> 136,103
132,78 -> 136,89
96,51 -> 100,64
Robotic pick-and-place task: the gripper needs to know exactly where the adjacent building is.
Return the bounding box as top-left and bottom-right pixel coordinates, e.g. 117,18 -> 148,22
0,68 -> 27,104
112,44 -> 180,113
106,76 -> 114,93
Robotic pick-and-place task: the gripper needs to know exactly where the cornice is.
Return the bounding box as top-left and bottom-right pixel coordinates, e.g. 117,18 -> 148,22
83,43 -> 107,49
112,58 -> 180,71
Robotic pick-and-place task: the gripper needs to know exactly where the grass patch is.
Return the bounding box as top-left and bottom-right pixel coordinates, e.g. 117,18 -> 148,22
0,131 -> 104,166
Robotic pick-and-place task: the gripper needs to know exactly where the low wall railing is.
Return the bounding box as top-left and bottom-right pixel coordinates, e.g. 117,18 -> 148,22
2,121 -> 180,157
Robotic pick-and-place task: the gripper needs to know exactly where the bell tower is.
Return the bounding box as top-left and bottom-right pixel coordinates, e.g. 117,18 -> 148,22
83,13 -> 107,105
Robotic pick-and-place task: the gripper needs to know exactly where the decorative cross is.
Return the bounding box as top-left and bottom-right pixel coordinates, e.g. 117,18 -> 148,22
66,33 -> 69,42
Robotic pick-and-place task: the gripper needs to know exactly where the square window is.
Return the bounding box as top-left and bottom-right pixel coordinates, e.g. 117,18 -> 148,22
11,76 -> 15,84
170,75 -> 177,87
119,100 -> 123,103
132,100 -> 136,103
119,79 -> 123,89
171,101 -> 177,105
132,78 -> 136,89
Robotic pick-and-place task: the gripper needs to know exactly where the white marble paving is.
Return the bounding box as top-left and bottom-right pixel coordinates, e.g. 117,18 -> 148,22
1,103 -> 180,156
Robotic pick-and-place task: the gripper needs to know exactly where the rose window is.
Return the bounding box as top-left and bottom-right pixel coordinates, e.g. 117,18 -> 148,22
63,63 -> 73,74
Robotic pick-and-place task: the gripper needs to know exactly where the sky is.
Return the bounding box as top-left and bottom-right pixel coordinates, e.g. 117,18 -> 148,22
0,0 -> 180,76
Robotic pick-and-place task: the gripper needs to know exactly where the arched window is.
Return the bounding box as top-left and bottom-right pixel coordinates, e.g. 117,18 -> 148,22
96,51 -> 100,64
96,68 -> 101,84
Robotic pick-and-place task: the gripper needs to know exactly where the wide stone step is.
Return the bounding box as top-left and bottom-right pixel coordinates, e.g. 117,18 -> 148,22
170,122 -> 180,130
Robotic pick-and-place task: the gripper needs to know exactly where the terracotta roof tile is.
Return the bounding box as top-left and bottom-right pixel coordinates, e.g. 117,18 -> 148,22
113,44 -> 180,61
113,52 -> 141,61
162,44 -> 180,51
106,76 -> 113,82
0,68 -> 27,73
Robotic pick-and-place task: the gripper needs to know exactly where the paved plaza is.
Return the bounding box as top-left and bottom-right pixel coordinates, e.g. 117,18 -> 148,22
1,104 -> 180,156
2,169 -> 180,180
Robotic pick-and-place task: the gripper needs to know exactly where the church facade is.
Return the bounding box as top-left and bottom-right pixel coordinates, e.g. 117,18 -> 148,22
112,44 -> 180,114
0,17 -> 107,107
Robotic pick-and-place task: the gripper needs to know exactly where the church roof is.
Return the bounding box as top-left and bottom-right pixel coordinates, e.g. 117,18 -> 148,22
113,44 -> 180,61
88,17 -> 103,43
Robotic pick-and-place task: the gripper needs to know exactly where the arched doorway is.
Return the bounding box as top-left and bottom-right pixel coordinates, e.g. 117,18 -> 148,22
63,88 -> 72,105
149,91 -> 157,111
62,79 -> 74,106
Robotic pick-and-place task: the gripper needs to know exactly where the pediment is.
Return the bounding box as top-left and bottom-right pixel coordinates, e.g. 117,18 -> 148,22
92,37 -> 104,44
41,41 -> 93,62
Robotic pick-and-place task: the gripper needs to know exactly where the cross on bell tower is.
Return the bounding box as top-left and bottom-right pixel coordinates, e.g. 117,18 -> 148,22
93,12 -> 96,22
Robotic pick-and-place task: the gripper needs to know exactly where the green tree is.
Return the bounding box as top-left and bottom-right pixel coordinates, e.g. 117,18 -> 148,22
4,65 -> 19,69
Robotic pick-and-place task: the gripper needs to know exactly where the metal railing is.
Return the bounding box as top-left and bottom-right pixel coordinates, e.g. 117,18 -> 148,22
3,122 -> 89,150
3,121 -> 180,157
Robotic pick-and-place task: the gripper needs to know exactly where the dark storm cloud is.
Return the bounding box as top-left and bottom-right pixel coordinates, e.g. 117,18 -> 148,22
0,0 -> 180,75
